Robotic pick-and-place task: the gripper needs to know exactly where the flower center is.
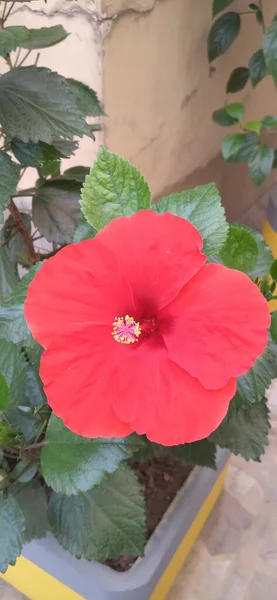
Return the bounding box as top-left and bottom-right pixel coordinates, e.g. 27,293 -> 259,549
112,315 -> 141,344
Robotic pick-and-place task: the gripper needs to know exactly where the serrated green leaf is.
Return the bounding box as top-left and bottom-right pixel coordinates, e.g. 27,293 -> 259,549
270,258 -> 277,280
225,103 -> 245,120
0,152 -> 19,223
0,494 -> 25,573
243,120 -> 261,135
11,139 -> 61,168
13,481 -> 48,542
261,115 -> 277,129
210,399 -> 270,461
0,374 -> 10,411
48,464 -> 146,561
234,343 -> 276,408
81,147 -> 151,231
60,166 -> 90,183
226,66 -> 249,93
73,218 -> 96,243
212,107 -> 238,126
5,363 -> 45,443
248,144 -> 274,185
208,12 -> 241,62
51,138 -> 78,158
167,440 -> 217,469
263,17 -> 277,83
0,26 -> 29,57
153,183 -> 228,256
0,340 -> 26,408
212,0 -> 233,17
12,461 -> 37,483
41,414 -> 146,496
33,180 -> 81,244
23,25 -> 68,50
0,67 -> 90,144
239,226 -> 273,277
0,422 -> 16,447
66,79 -> 105,117
0,248 -> 18,304
222,133 -> 259,162
270,311 -> 277,343
249,49 -> 268,87
220,224 -> 258,273
0,263 -> 42,344
24,339 -> 43,371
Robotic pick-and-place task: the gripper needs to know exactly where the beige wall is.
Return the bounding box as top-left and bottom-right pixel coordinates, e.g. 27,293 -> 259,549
102,0 -> 277,200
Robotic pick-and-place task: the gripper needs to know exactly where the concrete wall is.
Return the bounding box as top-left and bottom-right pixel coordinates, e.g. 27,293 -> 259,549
3,0 -> 277,220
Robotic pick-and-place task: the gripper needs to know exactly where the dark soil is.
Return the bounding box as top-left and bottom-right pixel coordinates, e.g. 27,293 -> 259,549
105,456 -> 192,572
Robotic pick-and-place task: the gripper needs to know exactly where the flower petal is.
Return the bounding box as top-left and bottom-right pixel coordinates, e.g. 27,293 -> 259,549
96,210 -> 206,313
40,325 -> 132,438
113,338 -> 236,445
24,239 -> 136,348
159,263 -> 270,389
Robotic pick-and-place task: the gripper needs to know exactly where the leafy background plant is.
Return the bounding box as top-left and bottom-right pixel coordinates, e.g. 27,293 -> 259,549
209,0 -> 277,186
0,0 -> 277,577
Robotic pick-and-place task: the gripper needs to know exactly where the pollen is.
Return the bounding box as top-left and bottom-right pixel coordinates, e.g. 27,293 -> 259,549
112,315 -> 141,344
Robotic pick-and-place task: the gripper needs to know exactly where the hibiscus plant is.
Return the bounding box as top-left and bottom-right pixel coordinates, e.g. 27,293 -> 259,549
209,0 -> 277,186
0,143 -> 277,573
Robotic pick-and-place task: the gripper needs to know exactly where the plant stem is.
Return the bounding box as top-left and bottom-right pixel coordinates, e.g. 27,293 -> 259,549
22,441 -> 47,451
4,1 -> 16,24
8,199 -> 37,265
1,3 -> 7,23
258,0 -> 266,33
239,11 -> 255,15
33,419 -> 48,445
6,54 -> 13,70
9,462 -> 33,486
34,52 -> 40,66
12,187 -> 36,197
18,49 -> 32,68
14,47 -> 22,68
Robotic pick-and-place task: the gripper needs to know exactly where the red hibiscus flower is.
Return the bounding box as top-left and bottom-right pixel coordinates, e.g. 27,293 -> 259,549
24,211 -> 270,446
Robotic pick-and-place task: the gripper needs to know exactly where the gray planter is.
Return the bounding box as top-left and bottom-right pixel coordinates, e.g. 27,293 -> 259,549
17,449 -> 229,600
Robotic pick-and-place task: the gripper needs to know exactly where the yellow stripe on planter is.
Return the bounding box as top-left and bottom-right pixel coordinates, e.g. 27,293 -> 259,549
0,555 -> 83,600
263,218 -> 277,312
149,463 -> 228,600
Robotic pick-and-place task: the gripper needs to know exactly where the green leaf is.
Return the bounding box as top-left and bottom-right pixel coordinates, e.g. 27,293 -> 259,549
61,166 -> 90,183
248,144 -> 274,185
33,180 -> 81,244
243,120 -> 261,135
212,107 -> 238,126
249,49 -> 268,87
263,17 -> 277,83
23,26 -> 68,50
0,264 -> 42,344
208,12 -> 241,62
210,399 -> 270,461
6,363 -> 45,443
256,9 -> 263,25
0,340 -> 26,408
225,103 -> 245,120
48,464 -> 146,561
13,482 -> 48,542
0,422 -> 17,447
212,0 -> 233,16
222,133 -> 259,162
0,67 -> 90,144
73,218 -> 96,243
153,183 -> 228,256
0,26 -> 29,57
270,258 -> 277,280
240,226 -> 273,277
41,414 -> 146,496
1,213 -> 32,267
270,311 -> 277,343
12,461 -> 37,483
0,374 -> 10,411
0,248 -> 18,303
11,139 -> 61,168
0,494 -> 24,573
226,67 -> 249,93
220,224 -> 258,273
51,138 -> 78,158
0,152 -> 19,223
81,147 -> 151,231
167,440 -> 217,469
66,79 -> 105,117
261,115 -> 277,129
234,343 -> 276,408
